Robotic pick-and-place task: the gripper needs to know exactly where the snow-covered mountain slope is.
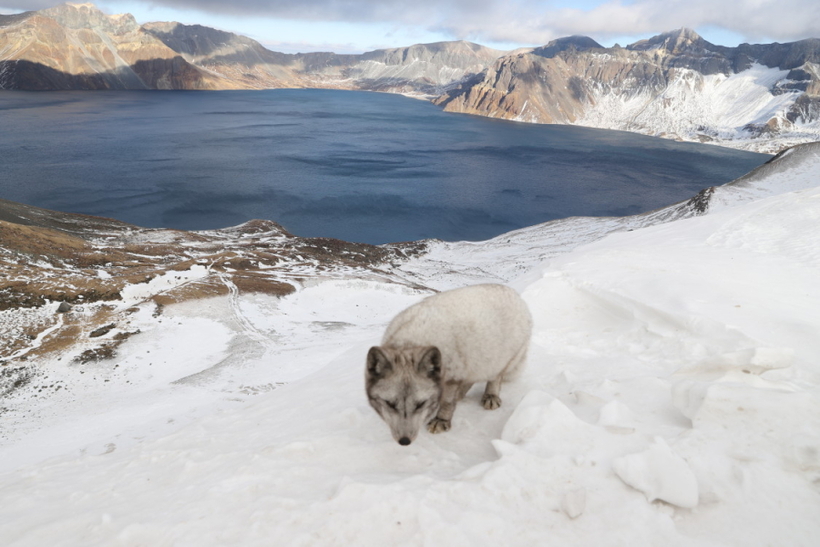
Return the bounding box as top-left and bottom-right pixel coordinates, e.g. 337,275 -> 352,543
395,142 -> 820,289
437,29 -> 820,152
1,145 -> 818,544
578,63 -> 816,152
709,140 -> 820,210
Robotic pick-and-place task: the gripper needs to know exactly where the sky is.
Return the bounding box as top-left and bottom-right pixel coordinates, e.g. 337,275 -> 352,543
0,0 -> 817,54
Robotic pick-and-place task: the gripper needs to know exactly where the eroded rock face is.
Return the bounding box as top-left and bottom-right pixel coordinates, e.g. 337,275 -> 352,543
0,3 -> 226,90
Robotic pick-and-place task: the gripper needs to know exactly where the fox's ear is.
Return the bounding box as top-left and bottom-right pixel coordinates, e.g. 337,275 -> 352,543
367,346 -> 393,379
418,346 -> 442,380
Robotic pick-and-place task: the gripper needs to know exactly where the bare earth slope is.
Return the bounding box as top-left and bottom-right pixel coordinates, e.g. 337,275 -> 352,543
0,197 -> 425,370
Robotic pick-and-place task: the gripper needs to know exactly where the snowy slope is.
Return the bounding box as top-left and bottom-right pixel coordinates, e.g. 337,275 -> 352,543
579,64 -> 820,153
395,142 -> 820,290
1,146 -> 819,545
710,142 -> 820,210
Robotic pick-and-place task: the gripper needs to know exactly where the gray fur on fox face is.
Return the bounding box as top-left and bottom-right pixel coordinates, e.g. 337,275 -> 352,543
366,346 -> 442,445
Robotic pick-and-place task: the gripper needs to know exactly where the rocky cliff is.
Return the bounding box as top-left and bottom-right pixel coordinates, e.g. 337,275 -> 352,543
0,3 -> 232,89
436,29 -> 820,151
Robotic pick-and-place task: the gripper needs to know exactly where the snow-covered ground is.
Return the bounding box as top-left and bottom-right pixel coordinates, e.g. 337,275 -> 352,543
1,145 -> 819,545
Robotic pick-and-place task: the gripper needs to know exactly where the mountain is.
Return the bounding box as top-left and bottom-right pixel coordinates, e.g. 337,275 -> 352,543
300,40 -> 504,95
2,4 -> 820,150
140,21 -> 303,89
436,28 -> 820,151
0,3 -> 230,89
0,3 -> 500,95
144,21 -> 503,95
1,143 -> 818,544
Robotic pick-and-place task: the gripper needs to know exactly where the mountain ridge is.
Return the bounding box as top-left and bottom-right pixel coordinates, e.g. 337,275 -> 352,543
0,3 -> 501,95
1,3 -> 819,150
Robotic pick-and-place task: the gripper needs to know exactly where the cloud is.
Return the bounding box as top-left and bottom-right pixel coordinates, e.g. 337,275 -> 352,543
1,0 -> 56,10
139,0 -> 499,25
506,0 -> 820,44
3,0 -> 818,46
434,0 -> 820,45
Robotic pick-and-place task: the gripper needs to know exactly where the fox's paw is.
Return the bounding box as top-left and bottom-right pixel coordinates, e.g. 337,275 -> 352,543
427,417 -> 451,434
482,394 -> 502,410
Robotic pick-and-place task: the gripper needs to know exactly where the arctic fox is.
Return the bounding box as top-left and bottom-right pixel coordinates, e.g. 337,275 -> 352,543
366,284 -> 532,446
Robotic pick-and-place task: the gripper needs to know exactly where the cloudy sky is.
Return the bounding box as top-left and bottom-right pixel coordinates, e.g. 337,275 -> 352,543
0,0 -> 816,53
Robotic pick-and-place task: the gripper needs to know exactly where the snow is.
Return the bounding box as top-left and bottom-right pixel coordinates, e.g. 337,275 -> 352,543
577,64 -> 820,152
1,147 -> 820,545
118,265 -> 210,307
613,437 -> 700,508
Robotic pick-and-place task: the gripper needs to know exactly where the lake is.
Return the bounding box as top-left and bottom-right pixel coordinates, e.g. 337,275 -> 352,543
0,89 -> 769,244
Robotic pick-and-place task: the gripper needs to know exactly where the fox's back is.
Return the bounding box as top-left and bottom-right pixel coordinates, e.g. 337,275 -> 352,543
382,284 -> 531,381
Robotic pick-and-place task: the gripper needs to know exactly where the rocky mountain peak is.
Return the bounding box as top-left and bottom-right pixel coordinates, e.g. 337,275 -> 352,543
41,2 -> 138,34
532,35 -> 603,58
629,28 -> 710,54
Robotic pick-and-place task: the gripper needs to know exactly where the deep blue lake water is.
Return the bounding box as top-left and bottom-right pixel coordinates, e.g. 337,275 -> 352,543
0,89 -> 769,244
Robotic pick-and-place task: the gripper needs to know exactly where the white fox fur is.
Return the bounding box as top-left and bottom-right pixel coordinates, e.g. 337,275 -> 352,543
366,283 -> 532,445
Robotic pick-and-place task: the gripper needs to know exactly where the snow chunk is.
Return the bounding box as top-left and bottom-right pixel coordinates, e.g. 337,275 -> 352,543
500,391 -> 599,455
561,488 -> 587,519
613,437 -> 699,508
597,400 -> 636,434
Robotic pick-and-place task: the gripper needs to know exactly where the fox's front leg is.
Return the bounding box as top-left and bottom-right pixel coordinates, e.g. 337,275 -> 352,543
428,380 -> 461,433
481,376 -> 503,410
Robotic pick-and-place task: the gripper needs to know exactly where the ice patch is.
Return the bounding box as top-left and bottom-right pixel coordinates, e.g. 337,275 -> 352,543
597,400 -> 636,434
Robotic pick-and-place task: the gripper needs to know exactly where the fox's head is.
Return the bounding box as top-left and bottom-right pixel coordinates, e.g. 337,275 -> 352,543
365,345 -> 442,446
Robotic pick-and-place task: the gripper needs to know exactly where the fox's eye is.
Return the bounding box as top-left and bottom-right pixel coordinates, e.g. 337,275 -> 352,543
414,401 -> 425,411
385,400 -> 398,411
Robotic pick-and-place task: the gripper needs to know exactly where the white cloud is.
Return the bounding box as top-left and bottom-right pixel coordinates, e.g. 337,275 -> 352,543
3,0 -> 818,47
420,0 -> 820,45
